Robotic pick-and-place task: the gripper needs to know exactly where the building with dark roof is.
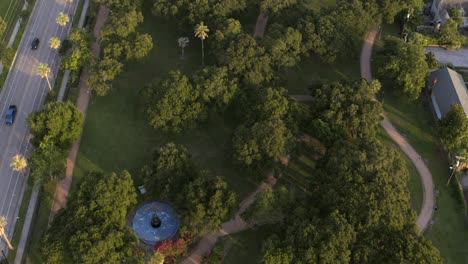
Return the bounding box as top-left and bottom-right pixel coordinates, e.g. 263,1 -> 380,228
428,67 -> 468,119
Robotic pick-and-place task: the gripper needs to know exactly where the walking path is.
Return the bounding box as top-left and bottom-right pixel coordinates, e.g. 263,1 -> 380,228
181,175 -> 277,264
253,13 -> 268,38
361,29 -> 434,234
49,5 -> 109,221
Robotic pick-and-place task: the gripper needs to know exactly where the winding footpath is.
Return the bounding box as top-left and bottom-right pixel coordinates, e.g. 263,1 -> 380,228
361,29 -> 434,234
180,175 -> 277,264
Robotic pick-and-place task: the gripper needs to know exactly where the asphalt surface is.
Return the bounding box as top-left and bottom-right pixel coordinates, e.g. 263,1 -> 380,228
0,0 -> 78,253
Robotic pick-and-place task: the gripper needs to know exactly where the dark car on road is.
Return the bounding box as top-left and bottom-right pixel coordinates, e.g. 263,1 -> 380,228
5,105 -> 17,125
31,38 -> 39,50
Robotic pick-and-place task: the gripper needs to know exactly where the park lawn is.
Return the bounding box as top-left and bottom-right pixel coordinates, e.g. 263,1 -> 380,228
379,87 -> 468,264
377,127 -> 423,214
72,12 -> 258,199
0,0 -> 23,41
282,55 -> 361,94
218,225 -> 273,264
282,140 -> 317,192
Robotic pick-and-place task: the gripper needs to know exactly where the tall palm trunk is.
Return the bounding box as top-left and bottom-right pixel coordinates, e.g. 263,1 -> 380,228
201,39 -> 205,66
45,77 -> 52,91
0,228 -> 13,250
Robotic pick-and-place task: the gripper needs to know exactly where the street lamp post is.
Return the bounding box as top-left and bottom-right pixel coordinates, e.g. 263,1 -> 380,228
1,250 -> 8,264
447,157 -> 461,186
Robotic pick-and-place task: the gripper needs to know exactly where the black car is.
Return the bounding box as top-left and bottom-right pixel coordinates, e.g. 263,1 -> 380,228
31,38 -> 39,50
5,105 -> 17,125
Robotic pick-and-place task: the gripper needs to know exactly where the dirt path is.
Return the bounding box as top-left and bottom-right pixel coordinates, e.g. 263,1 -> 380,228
253,12 -> 268,38
181,175 -> 277,264
361,29 -> 434,234
48,5 -> 110,221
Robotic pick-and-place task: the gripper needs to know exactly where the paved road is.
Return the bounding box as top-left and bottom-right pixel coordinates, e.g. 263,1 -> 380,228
0,0 -> 78,253
426,46 -> 468,67
361,29 -> 435,234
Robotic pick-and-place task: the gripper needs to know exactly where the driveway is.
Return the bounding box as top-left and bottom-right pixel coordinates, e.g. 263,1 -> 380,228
426,47 -> 468,67
0,0 -> 78,253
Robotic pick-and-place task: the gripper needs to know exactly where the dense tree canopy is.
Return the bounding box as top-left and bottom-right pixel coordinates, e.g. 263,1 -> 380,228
262,138 -> 441,263
259,0 -> 297,14
29,139 -> 66,185
377,35 -> 429,100
28,101 -> 83,149
216,33 -> 272,86
41,171 -> 142,264
310,80 -> 382,142
142,142 -> 195,201
438,104 -> 468,152
143,70 -> 205,132
179,174 -> 236,234
193,66 -> 238,108
264,23 -> 302,68
233,118 -> 291,165
152,0 -> 247,24
142,143 -> 236,235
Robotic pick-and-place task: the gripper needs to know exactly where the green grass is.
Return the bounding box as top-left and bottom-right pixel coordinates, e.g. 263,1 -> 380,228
282,140 -> 317,191
72,0 -> 84,27
379,87 -> 468,264
26,181 -> 56,264
6,178 -> 33,263
0,0 -> 23,42
281,55 -> 361,94
71,9 -> 258,199
218,225 -> 273,264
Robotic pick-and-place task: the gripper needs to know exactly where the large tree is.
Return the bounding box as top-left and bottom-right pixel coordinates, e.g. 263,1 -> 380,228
194,22 -> 209,66
233,118 -> 291,166
377,35 -> 429,100
193,66 -> 238,109
310,80 -> 382,141
41,171 -> 141,264
216,33 -> 272,86
28,101 -> 83,149
152,0 -> 247,24
259,0 -> 297,14
143,70 -> 205,132
29,139 -> 66,185
264,23 -> 302,68
142,142 -> 195,201
179,174 -> 236,234
438,104 -> 468,152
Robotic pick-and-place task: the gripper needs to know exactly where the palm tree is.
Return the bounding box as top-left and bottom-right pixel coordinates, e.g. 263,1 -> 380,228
56,12 -> 70,26
178,37 -> 189,59
0,216 -> 13,250
194,22 -> 209,66
48,37 -> 61,49
36,63 -> 52,91
10,154 -> 27,172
